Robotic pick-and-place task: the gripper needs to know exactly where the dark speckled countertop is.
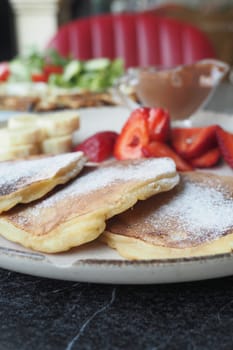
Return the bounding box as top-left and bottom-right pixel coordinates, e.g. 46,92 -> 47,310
1,83 -> 233,350
1,270 -> 233,350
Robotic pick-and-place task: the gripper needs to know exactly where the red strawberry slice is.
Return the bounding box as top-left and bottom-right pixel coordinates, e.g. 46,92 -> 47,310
74,131 -> 118,162
189,147 -> 220,168
114,108 -> 149,160
171,125 -> 218,159
216,127 -> 233,168
142,141 -> 193,172
148,108 -> 170,142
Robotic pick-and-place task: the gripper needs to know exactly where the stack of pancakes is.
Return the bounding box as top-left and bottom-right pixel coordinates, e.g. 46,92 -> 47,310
0,152 -> 232,260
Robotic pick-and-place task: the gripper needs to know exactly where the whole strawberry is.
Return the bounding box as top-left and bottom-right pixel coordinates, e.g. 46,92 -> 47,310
74,131 -> 118,162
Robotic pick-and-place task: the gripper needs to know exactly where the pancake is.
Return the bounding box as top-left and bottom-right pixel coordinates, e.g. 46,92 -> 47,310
0,157 -> 178,253
0,152 -> 86,213
103,172 -> 233,260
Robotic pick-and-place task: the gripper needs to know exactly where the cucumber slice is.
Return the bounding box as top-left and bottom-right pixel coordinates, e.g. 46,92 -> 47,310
110,58 -> 124,76
108,58 -> 124,85
84,58 -> 110,72
9,60 -> 30,81
48,74 -> 65,87
63,60 -> 82,82
76,72 -> 95,89
89,72 -> 109,91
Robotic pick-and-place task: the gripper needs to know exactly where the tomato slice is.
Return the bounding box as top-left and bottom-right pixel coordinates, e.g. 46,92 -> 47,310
0,62 -> 10,81
43,65 -> 63,79
31,73 -> 48,83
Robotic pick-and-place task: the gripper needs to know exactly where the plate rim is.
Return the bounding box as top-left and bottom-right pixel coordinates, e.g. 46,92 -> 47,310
1,245 -> 233,266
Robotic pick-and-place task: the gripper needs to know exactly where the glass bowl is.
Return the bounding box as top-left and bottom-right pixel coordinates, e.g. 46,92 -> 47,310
114,59 -> 229,120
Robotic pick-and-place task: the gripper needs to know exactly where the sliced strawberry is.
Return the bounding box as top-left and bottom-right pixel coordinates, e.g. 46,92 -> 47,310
114,108 -> 149,160
171,125 -> 218,159
74,131 -> 118,162
142,141 -> 193,172
216,127 -> 233,168
189,147 -> 220,168
148,108 -> 170,142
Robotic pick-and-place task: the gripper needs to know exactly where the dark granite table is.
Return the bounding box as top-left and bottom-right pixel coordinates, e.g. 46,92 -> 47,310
1,83 -> 233,350
0,270 -> 233,350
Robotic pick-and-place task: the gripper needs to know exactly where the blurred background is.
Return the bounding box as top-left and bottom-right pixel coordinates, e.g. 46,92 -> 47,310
1,0 -> 233,65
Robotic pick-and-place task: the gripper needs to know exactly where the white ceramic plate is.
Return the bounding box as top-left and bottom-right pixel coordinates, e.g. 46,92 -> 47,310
0,106 -> 233,284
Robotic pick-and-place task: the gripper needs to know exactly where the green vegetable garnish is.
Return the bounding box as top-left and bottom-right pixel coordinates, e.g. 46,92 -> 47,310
5,48 -> 125,91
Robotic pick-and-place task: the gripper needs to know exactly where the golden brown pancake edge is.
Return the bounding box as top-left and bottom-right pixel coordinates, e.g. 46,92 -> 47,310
0,152 -> 87,213
0,157 -> 179,253
102,172 -> 233,260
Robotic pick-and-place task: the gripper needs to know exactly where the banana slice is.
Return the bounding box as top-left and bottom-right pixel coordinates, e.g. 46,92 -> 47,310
0,126 -> 44,147
37,111 -> 80,137
8,114 -> 39,129
41,135 -> 73,154
0,144 -> 40,161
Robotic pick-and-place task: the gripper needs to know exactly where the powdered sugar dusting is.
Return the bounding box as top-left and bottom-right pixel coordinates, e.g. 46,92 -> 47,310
147,177 -> 233,244
0,152 -> 84,195
27,157 -> 176,213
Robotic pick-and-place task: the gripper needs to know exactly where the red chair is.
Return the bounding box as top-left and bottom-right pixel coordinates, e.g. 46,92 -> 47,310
47,13 -> 216,68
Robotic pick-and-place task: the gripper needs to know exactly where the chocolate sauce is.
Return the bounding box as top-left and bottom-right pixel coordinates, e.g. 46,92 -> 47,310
135,60 -> 229,120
